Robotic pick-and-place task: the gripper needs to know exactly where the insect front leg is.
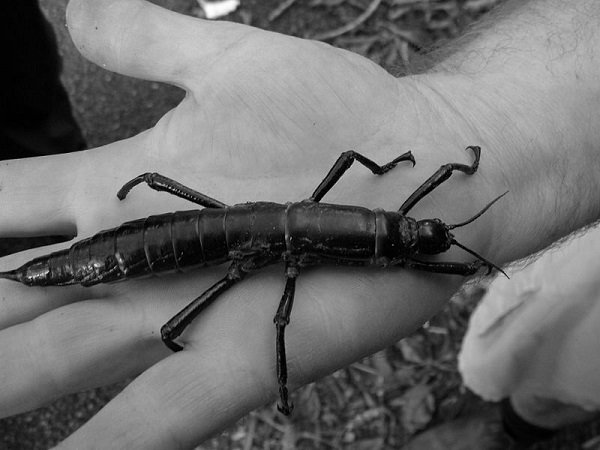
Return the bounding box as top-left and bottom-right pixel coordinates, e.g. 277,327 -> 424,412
309,150 -> 415,202
273,262 -> 298,415
398,146 -> 480,215
403,258 -> 486,276
117,172 -> 228,208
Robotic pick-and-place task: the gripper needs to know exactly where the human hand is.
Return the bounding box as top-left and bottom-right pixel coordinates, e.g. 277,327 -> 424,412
1,0 -> 598,448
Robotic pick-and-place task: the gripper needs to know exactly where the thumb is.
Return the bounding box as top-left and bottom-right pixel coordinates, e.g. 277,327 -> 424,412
65,0 -> 246,88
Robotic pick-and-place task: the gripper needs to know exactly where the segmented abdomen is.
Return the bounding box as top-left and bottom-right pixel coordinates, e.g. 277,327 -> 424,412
35,202 -> 286,286
67,203 -> 285,285
10,201 -> 389,287
69,210 -> 216,284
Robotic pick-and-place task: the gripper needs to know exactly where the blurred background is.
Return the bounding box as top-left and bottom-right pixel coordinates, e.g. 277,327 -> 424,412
2,1 -> 599,449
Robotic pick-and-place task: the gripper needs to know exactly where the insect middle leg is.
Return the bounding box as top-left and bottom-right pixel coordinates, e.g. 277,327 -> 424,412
160,262 -> 244,352
160,255 -> 277,351
398,146 -> 480,215
309,150 -> 415,202
273,263 -> 298,415
117,172 -> 228,208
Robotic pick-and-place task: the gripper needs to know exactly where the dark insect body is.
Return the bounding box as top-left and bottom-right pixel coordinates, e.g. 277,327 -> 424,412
0,146 -> 505,414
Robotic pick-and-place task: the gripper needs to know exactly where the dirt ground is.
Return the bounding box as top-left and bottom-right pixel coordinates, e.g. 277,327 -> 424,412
2,1 -> 600,449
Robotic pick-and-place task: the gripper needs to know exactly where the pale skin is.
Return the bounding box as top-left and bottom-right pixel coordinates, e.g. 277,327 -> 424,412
0,0 -> 599,447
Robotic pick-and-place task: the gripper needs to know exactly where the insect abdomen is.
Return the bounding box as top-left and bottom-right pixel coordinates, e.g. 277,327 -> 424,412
105,210 -> 230,280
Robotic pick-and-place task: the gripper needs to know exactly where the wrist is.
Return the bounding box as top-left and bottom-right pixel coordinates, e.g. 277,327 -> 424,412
405,71 -> 600,264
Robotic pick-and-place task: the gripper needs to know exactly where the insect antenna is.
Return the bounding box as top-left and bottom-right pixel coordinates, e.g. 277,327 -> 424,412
451,239 -> 508,278
447,191 -> 509,230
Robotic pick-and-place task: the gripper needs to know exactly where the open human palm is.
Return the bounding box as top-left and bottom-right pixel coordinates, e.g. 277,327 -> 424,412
0,0 -> 502,448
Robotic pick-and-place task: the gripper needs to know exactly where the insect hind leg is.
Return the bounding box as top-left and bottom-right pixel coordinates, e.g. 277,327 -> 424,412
160,254 -> 277,352
309,150 -> 415,202
117,172 -> 228,208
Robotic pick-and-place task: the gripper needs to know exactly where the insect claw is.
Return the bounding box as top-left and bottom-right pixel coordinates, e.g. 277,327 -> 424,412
161,324 -> 184,352
164,339 -> 184,352
277,400 -> 294,416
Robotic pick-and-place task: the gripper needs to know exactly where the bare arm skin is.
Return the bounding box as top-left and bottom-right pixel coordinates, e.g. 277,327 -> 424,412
422,0 -> 600,261
0,0 -> 598,448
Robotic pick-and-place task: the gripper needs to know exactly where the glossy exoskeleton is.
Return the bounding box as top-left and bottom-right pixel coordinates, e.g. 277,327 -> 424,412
0,146 -> 506,414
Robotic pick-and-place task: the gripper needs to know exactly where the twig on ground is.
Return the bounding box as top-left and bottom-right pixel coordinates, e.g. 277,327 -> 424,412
242,413 -> 258,450
311,0 -> 383,40
268,0 -> 297,22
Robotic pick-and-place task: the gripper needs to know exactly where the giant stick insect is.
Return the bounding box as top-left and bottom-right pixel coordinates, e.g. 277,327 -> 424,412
1,145 -> 506,413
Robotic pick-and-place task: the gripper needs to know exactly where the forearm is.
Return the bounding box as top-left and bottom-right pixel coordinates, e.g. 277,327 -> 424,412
438,0 -> 600,84
405,0 -> 600,263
